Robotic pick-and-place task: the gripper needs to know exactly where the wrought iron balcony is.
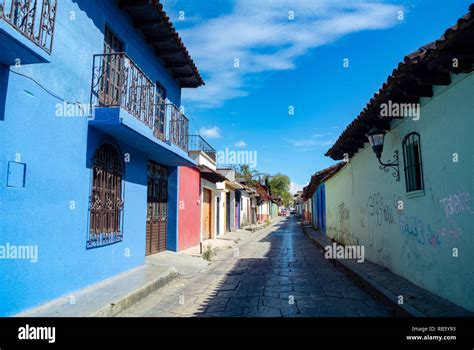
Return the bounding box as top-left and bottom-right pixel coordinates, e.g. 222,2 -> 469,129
0,0 -> 57,53
91,52 -> 189,152
189,135 -> 216,162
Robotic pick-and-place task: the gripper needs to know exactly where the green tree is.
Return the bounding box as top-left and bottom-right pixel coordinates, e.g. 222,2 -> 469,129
268,173 -> 292,207
235,165 -> 260,186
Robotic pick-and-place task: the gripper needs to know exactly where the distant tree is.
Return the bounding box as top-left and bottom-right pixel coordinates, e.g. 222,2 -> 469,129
235,165 -> 260,186
235,167 -> 292,207
268,173 -> 292,207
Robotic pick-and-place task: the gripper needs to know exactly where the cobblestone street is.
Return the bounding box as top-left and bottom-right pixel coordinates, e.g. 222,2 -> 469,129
119,217 -> 393,317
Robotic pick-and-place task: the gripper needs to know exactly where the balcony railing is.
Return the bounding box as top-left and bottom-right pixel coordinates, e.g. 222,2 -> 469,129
91,53 -> 189,152
165,103 -> 189,152
189,135 -> 216,162
0,0 -> 57,53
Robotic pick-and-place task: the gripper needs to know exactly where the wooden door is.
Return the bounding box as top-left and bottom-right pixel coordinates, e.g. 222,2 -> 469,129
146,162 -> 168,255
226,192 -> 231,232
223,195 -> 226,234
202,189 -> 212,239
216,196 -> 220,236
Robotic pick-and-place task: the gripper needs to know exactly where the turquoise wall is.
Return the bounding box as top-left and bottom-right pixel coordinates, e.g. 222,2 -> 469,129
324,72 -> 474,311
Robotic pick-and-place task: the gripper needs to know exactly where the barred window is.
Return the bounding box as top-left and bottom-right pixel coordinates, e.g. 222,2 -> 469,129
402,132 -> 424,193
88,141 -> 124,248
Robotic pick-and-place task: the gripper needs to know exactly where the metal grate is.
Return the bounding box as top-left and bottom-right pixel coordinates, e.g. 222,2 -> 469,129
91,52 -> 189,152
88,141 -> 124,248
189,135 -> 216,161
402,132 -> 424,193
0,0 -> 57,53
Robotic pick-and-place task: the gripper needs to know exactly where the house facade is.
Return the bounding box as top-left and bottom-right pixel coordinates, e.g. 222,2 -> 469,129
216,168 -> 242,234
189,135 -> 227,241
0,0 -> 204,316
322,8 -> 474,311
303,163 -> 345,235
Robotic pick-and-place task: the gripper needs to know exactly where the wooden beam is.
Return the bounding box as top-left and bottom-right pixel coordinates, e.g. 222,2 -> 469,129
429,53 -> 474,74
148,37 -> 174,45
137,19 -> 165,29
401,83 -> 433,98
118,0 -> 149,9
416,70 -> 451,86
155,49 -> 182,58
166,62 -> 189,69
174,73 -> 196,79
349,135 -> 368,143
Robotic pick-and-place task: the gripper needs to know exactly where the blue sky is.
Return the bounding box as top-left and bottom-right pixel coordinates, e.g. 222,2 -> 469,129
162,0 -> 471,192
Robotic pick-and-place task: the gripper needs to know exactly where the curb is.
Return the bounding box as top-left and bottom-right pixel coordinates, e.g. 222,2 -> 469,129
301,225 -> 426,317
91,268 -> 179,317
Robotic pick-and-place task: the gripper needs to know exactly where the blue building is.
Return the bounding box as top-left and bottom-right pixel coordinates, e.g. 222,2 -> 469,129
303,163 -> 345,235
0,0 -> 204,316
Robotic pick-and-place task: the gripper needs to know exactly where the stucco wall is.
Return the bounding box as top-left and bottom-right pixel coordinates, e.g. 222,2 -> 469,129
324,72 -> 474,311
0,0 -> 184,316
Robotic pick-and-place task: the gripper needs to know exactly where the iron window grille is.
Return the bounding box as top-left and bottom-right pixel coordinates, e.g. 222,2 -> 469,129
0,0 -> 57,53
402,132 -> 424,193
88,141 -> 125,249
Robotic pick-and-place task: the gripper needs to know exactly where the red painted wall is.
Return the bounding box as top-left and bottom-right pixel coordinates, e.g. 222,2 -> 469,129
178,166 -> 201,251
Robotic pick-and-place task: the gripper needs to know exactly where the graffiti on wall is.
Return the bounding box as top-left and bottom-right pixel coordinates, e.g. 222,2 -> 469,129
399,215 -> 463,248
367,193 -> 395,226
335,202 -> 359,245
397,192 -> 470,248
338,202 -> 350,222
398,214 -> 427,245
366,193 -> 395,246
439,192 -> 474,218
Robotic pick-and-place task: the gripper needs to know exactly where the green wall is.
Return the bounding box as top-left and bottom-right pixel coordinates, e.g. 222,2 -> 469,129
324,72 -> 474,311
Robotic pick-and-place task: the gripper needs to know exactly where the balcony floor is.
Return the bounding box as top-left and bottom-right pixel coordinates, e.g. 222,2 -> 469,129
90,107 -> 196,167
0,20 -> 50,65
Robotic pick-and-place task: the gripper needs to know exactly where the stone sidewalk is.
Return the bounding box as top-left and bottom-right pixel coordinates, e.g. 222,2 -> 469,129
15,264 -> 179,317
15,221 -> 281,317
301,223 -> 473,317
118,217 -> 393,317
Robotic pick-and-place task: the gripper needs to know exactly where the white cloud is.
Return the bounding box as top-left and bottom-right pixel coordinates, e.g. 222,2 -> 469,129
234,140 -> 247,148
286,136 -> 336,152
199,126 -> 221,139
291,182 -> 307,194
177,0 -> 403,108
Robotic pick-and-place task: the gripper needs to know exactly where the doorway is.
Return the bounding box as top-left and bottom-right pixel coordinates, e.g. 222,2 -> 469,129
226,192 -> 231,232
146,161 -> 168,255
202,188 -> 212,239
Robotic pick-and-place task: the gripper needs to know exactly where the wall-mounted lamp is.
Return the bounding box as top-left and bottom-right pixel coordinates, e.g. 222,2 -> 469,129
366,127 -> 400,181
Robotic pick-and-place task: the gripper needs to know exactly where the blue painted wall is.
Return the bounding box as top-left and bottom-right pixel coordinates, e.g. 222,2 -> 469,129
0,0 -> 186,316
312,184 -> 326,235
0,64 -> 8,120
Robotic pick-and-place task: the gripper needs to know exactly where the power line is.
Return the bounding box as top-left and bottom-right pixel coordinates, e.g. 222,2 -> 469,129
181,98 -> 201,134
8,68 -> 88,114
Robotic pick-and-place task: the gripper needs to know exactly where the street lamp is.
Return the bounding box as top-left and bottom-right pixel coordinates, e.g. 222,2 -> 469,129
366,127 -> 400,181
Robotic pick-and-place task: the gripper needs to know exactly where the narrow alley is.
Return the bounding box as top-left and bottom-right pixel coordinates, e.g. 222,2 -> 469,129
119,217 -> 392,317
